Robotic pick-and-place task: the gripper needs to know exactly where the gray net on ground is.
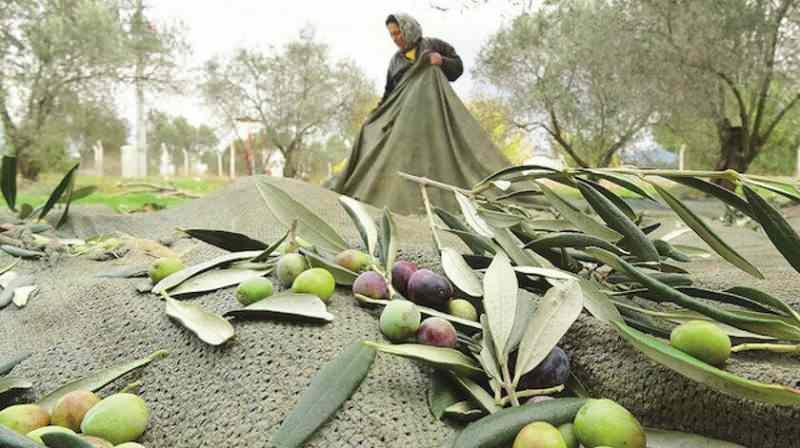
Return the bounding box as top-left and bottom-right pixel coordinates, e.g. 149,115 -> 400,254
1,176 -> 799,447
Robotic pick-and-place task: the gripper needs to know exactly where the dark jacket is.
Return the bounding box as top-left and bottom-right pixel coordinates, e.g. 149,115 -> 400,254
380,37 -> 464,105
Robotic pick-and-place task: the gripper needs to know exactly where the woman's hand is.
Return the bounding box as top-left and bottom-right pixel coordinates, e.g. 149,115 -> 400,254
428,52 -> 443,65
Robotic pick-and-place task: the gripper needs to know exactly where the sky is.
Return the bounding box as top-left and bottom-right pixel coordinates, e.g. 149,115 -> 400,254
124,0 -> 522,131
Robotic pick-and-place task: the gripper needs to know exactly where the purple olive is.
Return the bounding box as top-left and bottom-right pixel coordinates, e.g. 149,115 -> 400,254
352,271 -> 389,299
391,260 -> 418,297
518,346 -> 570,390
407,269 -> 453,308
417,317 -> 457,348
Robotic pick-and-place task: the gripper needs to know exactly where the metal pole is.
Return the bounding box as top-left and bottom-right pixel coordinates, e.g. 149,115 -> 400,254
679,145 -> 686,171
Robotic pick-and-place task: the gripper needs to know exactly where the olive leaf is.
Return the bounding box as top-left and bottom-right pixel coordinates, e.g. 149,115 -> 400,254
483,253 -> 519,358
576,179 -> 659,262
55,172 -> 77,228
95,264 -> 150,279
433,207 -> 496,255
364,342 -> 483,378
38,162 -> 79,221
477,164 -> 559,187
441,247 -> 483,297
505,291 -> 536,356
523,232 -> 624,255
443,401 -> 485,421
513,281 -> 584,385
0,352 -> 31,376
577,279 -> 623,323
0,275 -> 35,309
428,373 -> 464,419
724,286 -> 800,324
38,350 -> 169,412
660,176 -> 754,220
513,266 -> 577,281
451,397 -> 588,448
1,156 -> 17,211
168,269 -> 271,297
250,230 -> 289,263
256,180 -> 348,254
536,182 -> 622,242
378,207 -> 397,274
650,182 -> 762,278
270,342 -> 375,448
455,192 -> 495,238
165,296 -> 235,346
579,178 -> 638,222
339,196 -> 379,256
477,208 -> 524,229
301,248 -> 358,286
612,320 -> 800,406
524,220 -> 579,233
151,250 -> 263,294
225,293 -> 334,323
743,184 -> 800,274
678,287 -> 778,315
0,245 -> 44,259
744,178 -> 800,202
479,315 -> 504,386
451,373 -> 499,414
11,285 -> 38,308
181,228 -> 268,252
0,376 -> 32,398
577,169 -> 657,201
493,226 -> 546,267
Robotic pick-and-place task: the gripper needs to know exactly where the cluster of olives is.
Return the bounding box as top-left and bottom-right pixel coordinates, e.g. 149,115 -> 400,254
0,390 -> 150,447
148,241 -> 339,306
235,251 -> 336,307
513,399 -> 646,448
345,255 -> 481,347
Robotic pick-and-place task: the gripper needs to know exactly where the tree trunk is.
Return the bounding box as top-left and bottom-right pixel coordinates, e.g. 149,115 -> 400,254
282,149 -> 299,178
713,123 -> 754,191
13,139 -> 40,181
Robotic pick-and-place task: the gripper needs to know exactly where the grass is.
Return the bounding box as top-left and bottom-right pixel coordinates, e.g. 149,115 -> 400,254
7,173 -> 231,214
3,170 -> 793,216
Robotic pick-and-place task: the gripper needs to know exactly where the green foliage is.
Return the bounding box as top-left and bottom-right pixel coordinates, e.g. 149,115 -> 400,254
474,3 -> 656,168
0,0 -> 188,179
199,27 -> 376,178
468,98 -> 530,164
147,110 -> 219,173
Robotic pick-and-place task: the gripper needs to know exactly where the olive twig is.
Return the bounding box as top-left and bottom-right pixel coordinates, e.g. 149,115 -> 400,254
498,385 -> 565,406
731,343 -> 800,353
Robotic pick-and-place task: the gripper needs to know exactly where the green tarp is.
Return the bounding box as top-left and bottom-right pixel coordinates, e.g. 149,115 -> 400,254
333,60 -> 513,215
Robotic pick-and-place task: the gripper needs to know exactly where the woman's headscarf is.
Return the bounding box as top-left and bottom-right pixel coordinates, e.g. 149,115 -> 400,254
392,13 -> 422,51
386,13 -> 424,80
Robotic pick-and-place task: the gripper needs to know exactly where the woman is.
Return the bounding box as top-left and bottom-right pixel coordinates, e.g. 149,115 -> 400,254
381,13 -> 463,105
333,13 -> 512,215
